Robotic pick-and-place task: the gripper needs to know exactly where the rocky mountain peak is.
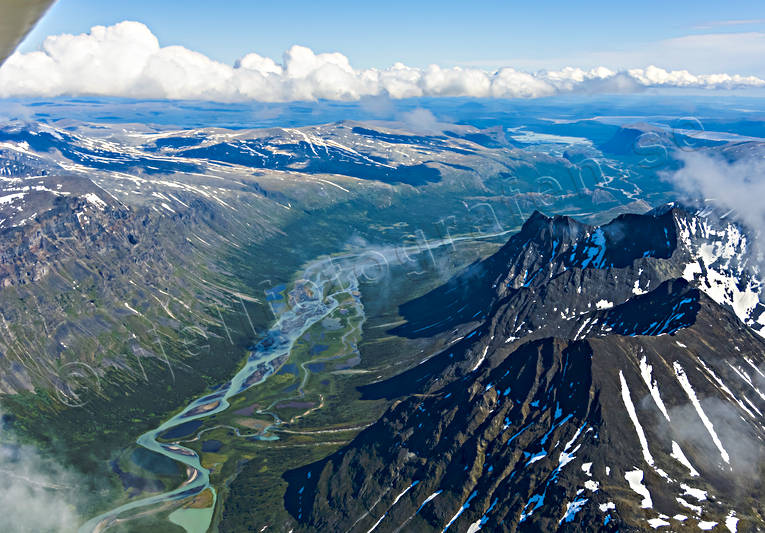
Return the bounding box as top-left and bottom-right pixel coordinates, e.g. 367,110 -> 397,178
283,206 -> 765,532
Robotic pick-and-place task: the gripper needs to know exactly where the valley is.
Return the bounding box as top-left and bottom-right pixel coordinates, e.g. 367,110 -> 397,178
0,98 -> 763,532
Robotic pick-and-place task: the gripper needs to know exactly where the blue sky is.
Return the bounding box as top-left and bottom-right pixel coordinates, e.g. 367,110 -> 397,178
19,0 -> 765,73
3,0 -> 764,102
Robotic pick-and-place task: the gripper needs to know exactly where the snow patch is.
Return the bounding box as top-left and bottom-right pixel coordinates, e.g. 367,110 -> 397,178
619,371 -> 655,466
83,192 -> 107,209
725,511 -> 739,532
633,279 -> 647,295
471,346 -> 489,372
639,356 -> 671,421
676,497 -> 702,515
670,441 -> 700,477
595,299 -> 613,310
526,451 -> 547,466
647,518 -> 670,528
673,362 -> 731,464
680,484 -> 707,501
559,498 -> 588,524
625,469 -> 653,509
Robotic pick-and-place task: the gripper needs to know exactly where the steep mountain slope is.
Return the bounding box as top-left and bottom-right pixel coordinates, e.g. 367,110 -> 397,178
0,158 -> 283,397
282,206 -> 765,532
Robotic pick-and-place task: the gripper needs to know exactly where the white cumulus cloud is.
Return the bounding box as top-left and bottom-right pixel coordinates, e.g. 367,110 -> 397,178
1,21 -> 764,102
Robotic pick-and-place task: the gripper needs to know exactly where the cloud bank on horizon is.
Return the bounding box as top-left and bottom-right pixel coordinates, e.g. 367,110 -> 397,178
1,21 -> 764,102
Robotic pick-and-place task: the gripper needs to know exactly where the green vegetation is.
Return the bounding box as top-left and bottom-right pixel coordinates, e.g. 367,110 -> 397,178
0,186 -> 511,529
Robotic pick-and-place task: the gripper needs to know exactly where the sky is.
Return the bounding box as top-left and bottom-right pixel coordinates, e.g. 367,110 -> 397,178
18,0 -> 765,73
3,0 -> 765,102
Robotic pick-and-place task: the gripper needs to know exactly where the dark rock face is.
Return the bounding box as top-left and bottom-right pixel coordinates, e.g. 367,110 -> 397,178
388,208 -> 681,342
284,206 -> 765,532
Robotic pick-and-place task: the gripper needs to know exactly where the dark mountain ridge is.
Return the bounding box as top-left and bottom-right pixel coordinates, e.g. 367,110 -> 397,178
283,206 -> 765,532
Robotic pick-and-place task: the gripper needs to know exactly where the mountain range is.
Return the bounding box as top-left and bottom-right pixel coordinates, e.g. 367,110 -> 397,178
1,114 -> 763,532
280,206 -> 764,532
